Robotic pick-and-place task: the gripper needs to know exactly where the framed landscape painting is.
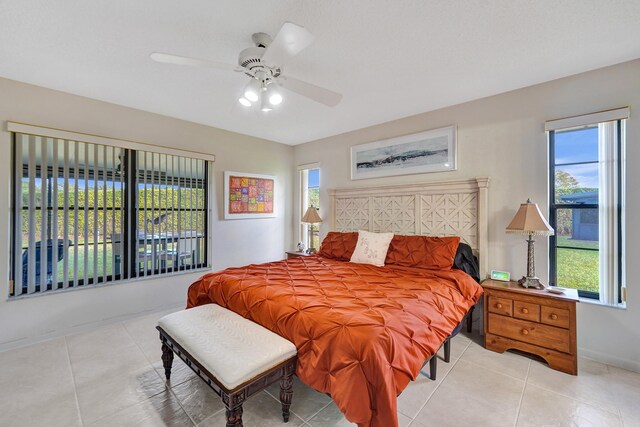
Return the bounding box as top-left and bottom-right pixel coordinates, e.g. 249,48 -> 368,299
224,171 -> 276,219
350,125 -> 457,180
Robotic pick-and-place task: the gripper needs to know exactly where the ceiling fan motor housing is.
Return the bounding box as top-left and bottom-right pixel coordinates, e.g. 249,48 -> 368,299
251,32 -> 272,48
238,46 -> 265,69
238,32 -> 273,69
238,45 -> 280,79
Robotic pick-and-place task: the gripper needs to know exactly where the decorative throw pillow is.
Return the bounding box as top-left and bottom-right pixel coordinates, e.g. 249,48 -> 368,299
317,232 -> 359,261
350,230 -> 395,267
385,235 -> 461,270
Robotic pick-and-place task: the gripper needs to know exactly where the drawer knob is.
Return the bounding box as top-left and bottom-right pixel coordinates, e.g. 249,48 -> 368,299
521,308 -> 529,314
521,329 -> 529,335
496,303 -> 503,309
550,313 -> 558,320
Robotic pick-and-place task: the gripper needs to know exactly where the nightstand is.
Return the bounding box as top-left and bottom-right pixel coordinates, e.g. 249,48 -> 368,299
481,279 -> 579,375
285,251 -> 312,259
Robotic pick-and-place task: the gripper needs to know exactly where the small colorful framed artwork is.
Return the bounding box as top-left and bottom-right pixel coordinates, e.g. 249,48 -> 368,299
224,171 -> 276,219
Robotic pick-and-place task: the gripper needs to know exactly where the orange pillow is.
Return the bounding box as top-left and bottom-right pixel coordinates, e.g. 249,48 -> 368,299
385,235 -> 461,270
317,232 -> 358,261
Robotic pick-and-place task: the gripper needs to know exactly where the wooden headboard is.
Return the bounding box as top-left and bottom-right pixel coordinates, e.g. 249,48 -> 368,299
328,177 -> 490,278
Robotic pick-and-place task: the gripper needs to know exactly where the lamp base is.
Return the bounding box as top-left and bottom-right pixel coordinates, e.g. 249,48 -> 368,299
518,276 -> 545,290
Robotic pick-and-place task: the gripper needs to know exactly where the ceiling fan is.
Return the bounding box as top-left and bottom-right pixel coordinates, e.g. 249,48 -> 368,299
150,22 -> 342,111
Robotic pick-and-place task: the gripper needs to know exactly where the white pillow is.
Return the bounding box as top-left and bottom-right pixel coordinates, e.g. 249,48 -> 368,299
350,230 -> 394,267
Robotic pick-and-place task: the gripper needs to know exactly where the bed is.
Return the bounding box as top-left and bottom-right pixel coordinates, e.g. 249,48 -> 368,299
187,178 -> 489,427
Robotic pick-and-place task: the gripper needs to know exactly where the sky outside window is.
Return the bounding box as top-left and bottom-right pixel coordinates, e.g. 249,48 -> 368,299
555,126 -> 598,189
308,169 -> 319,189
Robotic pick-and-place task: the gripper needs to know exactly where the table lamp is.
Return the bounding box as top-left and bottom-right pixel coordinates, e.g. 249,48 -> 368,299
301,206 -> 322,254
506,199 -> 554,289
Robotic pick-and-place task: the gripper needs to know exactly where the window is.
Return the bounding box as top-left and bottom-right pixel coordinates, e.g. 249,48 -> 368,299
299,165 -> 320,250
9,125 -> 211,298
547,108 -> 627,304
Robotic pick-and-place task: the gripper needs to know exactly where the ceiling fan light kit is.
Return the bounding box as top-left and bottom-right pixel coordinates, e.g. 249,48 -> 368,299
266,83 -> 282,105
151,22 -> 342,110
239,71 -> 283,111
243,78 -> 261,102
260,95 -> 273,112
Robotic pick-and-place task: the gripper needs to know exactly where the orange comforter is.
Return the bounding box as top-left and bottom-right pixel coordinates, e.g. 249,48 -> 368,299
187,255 -> 483,427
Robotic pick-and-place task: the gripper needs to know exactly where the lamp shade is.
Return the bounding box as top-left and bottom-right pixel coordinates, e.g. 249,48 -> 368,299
243,79 -> 261,102
265,83 -> 282,105
260,95 -> 273,112
302,206 -> 322,224
506,199 -> 554,236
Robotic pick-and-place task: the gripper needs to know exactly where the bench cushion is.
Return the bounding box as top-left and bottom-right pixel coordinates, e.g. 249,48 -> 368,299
158,304 -> 297,390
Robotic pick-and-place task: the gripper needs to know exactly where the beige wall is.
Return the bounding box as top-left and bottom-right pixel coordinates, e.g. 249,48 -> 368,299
0,77 -> 293,350
3,59 -> 639,370
293,59 -> 640,371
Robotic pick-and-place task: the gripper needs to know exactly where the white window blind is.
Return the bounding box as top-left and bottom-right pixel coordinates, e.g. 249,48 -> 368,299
597,121 -> 623,305
11,129 -> 210,298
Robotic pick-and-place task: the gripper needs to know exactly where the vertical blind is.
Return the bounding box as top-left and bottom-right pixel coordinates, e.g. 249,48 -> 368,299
11,132 -> 209,297
597,122 -> 622,305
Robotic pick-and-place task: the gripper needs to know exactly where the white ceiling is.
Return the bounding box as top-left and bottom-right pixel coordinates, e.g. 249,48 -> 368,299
1,1 -> 639,145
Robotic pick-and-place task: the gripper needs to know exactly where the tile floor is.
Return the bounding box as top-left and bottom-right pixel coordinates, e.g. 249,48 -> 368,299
1,307 -> 639,427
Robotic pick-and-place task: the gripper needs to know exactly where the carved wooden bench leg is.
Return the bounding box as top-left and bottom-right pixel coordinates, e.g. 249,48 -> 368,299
280,371 -> 293,422
225,405 -> 243,427
444,339 -> 451,363
161,342 -> 174,380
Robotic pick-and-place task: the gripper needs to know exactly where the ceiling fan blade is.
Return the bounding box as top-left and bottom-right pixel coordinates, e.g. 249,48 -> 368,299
261,22 -> 315,68
150,52 -> 242,72
278,76 -> 342,107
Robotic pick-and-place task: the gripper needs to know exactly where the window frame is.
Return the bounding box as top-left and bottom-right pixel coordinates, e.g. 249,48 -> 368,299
134,156 -> 209,278
298,164 -> 320,250
9,125 -> 213,298
548,121 -> 623,302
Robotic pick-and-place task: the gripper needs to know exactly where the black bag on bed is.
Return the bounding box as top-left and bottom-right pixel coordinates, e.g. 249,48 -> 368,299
453,243 -> 480,283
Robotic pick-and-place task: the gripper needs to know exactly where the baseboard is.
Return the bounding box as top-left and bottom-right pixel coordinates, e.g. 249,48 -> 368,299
0,301 -> 185,353
579,346 -> 640,373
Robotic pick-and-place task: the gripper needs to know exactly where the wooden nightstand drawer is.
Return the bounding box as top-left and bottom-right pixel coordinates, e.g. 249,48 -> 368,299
488,296 -> 513,317
541,306 -> 570,329
487,313 -> 570,353
513,300 -> 540,322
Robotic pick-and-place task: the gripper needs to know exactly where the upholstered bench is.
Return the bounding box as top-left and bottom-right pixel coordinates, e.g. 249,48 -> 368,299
157,304 -> 297,427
